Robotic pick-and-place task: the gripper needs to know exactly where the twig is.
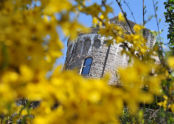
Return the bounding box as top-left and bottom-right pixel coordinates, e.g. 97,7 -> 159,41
152,0 -> 160,39
152,0 -> 170,71
115,0 -> 134,34
123,0 -> 136,23
78,2 -> 105,26
143,0 -> 145,26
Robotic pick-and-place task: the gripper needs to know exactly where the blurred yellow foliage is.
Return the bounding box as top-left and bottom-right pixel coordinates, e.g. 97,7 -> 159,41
0,0 -> 172,124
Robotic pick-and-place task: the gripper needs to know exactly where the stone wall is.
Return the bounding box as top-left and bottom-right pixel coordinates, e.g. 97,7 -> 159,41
64,32 -> 130,85
64,19 -> 156,85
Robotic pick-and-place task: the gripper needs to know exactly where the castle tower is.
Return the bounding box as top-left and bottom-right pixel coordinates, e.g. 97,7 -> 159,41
64,18 -> 156,85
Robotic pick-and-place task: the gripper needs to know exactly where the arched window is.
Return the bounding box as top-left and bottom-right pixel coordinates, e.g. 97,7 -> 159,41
81,57 -> 93,76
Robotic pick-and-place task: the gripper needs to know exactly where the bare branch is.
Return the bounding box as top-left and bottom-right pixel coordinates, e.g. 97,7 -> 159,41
115,0 -> 134,34
143,0 -> 145,26
123,0 -> 136,23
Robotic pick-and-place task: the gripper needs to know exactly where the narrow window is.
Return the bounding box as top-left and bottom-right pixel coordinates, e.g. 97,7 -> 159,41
81,57 -> 93,76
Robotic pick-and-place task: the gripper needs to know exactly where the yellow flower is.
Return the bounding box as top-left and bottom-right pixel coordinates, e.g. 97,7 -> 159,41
100,14 -> 104,20
2,71 -> 19,83
92,17 -> 98,25
163,95 -> 168,100
167,57 -> 174,69
20,65 -> 33,81
133,24 -> 144,33
168,104 -> 174,112
44,0 -> 72,14
88,91 -> 101,103
115,36 -> 124,43
118,12 -> 125,22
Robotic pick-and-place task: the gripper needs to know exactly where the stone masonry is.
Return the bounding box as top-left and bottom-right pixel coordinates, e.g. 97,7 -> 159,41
64,18 -> 156,85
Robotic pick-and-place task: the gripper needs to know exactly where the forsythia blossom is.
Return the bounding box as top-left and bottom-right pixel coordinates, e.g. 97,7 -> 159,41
0,0 -> 170,124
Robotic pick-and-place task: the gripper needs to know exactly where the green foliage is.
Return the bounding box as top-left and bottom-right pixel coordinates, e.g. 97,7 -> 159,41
0,99 -> 39,124
164,0 -> 174,50
120,108 -> 174,124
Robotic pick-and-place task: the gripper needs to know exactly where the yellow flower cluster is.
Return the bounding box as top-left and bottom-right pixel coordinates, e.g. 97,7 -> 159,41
25,69 -> 124,123
118,58 -> 165,113
93,15 -> 105,27
157,57 -> 174,112
99,22 -> 148,56
158,95 -> 168,110
158,94 -> 174,112
0,0 -> 169,123
118,12 -> 125,22
0,0 -> 85,116
167,57 -> 174,69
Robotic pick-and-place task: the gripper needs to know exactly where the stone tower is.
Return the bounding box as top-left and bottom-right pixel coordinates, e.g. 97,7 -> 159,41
64,18 -> 156,85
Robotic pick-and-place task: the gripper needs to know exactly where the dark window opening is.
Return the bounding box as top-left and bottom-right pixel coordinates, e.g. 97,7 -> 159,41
94,38 -> 101,48
81,57 -> 93,76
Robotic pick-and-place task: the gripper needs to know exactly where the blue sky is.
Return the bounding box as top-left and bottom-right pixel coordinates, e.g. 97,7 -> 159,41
56,0 -> 168,66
